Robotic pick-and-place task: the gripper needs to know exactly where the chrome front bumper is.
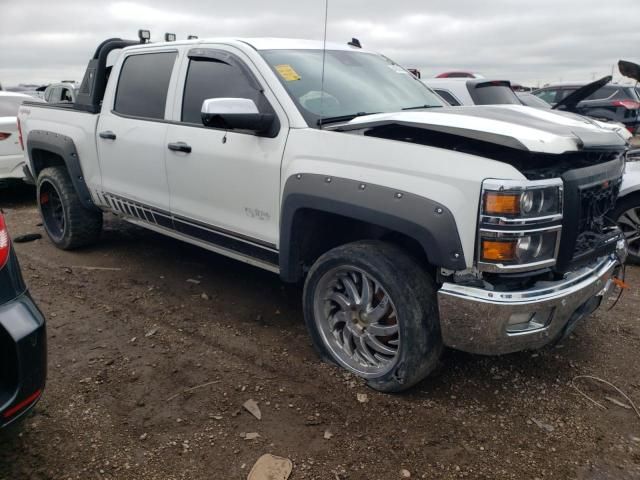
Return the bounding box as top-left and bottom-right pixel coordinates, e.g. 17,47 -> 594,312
437,250 -> 624,355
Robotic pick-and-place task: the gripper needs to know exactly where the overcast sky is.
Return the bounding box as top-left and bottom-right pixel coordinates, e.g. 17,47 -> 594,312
2,0 -> 640,87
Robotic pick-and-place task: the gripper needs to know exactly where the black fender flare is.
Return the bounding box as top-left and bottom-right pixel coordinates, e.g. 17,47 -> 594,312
26,130 -> 99,211
279,174 -> 467,281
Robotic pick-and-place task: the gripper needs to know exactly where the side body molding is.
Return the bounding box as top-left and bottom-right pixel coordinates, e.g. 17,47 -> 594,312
26,130 -> 99,211
279,174 -> 466,281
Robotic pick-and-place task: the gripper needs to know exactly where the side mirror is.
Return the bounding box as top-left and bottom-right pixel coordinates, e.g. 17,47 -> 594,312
201,98 -> 275,135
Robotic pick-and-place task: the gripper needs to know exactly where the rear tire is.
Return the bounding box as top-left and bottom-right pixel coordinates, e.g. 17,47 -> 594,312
303,240 -> 443,392
612,193 -> 640,265
37,167 -> 102,250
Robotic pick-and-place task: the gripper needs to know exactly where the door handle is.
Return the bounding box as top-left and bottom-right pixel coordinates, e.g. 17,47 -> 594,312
168,142 -> 192,153
99,130 -> 116,140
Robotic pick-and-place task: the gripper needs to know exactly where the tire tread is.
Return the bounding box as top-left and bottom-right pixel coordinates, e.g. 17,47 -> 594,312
37,167 -> 102,250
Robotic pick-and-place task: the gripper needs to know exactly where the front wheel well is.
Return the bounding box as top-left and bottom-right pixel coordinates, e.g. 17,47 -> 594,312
282,208 -> 431,282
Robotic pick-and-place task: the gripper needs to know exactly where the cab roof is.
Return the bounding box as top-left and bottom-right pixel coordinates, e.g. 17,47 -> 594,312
124,37 -> 372,53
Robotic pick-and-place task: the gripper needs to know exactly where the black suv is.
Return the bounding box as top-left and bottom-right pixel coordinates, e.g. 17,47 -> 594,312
533,82 -> 640,134
0,213 -> 46,428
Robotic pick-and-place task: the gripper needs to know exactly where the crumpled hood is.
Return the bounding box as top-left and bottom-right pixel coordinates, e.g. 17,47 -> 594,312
339,105 -> 628,154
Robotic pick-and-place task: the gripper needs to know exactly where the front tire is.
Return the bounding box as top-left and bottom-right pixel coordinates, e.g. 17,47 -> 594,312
612,194 -> 640,265
303,240 -> 442,392
37,167 -> 102,250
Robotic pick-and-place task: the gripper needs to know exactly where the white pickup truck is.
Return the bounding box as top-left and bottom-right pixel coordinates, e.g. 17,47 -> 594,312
18,36 -> 629,392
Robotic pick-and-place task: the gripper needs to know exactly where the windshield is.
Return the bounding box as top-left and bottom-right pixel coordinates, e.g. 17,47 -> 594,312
260,49 -> 444,126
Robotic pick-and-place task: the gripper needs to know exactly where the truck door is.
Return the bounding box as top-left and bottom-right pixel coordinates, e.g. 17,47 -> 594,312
96,49 -> 179,217
164,46 -> 288,262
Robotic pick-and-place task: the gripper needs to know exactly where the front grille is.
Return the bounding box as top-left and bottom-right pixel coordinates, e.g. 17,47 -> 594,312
573,180 -> 621,257
555,154 -> 624,273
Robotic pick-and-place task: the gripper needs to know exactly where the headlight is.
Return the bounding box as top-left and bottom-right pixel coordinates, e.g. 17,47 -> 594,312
478,179 -> 563,273
482,186 -> 562,219
480,229 -> 560,267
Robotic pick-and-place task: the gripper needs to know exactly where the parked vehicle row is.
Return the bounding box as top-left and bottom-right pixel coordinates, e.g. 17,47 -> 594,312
16,33 -> 629,392
0,83 -> 76,188
421,74 -> 640,262
533,81 -> 640,135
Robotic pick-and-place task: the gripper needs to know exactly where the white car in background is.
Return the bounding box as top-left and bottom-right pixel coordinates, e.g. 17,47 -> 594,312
43,82 -> 78,103
0,91 -> 43,185
422,78 -> 520,106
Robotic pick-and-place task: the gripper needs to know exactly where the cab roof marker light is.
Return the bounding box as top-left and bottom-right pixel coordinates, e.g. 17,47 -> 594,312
138,29 -> 151,44
165,33 -> 176,42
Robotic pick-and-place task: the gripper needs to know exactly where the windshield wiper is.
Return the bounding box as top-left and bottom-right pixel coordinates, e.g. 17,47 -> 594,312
317,112 -> 379,127
401,105 -> 442,111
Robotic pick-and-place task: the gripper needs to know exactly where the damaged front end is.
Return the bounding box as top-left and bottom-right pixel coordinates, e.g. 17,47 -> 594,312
435,154 -> 627,355
337,106 -> 629,354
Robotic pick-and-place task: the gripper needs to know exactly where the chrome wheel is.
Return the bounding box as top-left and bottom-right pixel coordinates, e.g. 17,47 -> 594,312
617,206 -> 640,258
313,266 -> 400,377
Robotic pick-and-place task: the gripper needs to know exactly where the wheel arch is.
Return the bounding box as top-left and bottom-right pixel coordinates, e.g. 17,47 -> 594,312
26,130 -> 98,211
619,179 -> 640,200
279,174 -> 466,282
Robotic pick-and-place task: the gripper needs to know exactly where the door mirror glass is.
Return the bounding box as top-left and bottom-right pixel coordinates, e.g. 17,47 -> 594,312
200,98 -> 275,134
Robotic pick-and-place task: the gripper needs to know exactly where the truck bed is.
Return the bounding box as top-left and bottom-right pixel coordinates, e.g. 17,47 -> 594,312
18,101 -> 102,193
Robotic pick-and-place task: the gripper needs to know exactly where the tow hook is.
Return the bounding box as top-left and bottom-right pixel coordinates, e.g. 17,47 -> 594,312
600,264 -> 628,311
615,237 -> 628,265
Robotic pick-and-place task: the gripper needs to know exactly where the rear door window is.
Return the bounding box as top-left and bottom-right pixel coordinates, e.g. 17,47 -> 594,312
534,89 -> 559,104
114,52 -> 177,119
583,86 -> 639,102
468,82 -> 521,105
584,86 -> 618,101
557,89 -> 575,100
433,89 -> 461,106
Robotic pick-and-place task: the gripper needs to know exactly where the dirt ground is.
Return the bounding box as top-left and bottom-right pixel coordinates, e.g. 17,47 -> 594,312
0,184 -> 639,480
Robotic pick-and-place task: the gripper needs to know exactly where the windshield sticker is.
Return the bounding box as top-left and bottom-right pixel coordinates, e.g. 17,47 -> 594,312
275,64 -> 301,81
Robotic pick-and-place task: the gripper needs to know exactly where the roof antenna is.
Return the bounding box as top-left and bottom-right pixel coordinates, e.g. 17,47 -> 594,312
319,0 -> 329,127
348,38 -> 361,48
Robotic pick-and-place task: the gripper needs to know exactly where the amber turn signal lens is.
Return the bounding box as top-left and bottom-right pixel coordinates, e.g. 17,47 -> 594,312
481,239 -> 517,261
484,192 -> 520,215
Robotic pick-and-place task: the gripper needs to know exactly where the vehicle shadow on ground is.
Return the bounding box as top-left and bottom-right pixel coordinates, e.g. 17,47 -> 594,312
92,215 -> 588,398
8,206 -> 619,402
89,214 -> 304,321
96,216 -> 593,371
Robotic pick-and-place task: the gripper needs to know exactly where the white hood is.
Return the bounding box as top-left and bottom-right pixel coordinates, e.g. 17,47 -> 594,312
341,105 -> 628,154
